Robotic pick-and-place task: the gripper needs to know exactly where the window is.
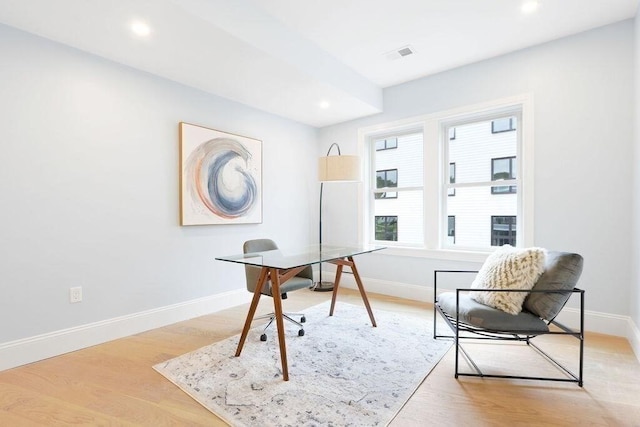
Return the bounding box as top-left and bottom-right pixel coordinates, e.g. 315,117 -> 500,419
491,117 -> 516,133
448,215 -> 455,244
375,169 -> 398,199
445,114 -> 519,249
375,137 -> 398,151
370,132 -> 423,246
361,95 -> 531,254
375,216 -> 398,241
491,156 -> 517,194
491,216 -> 516,246
448,163 -> 456,196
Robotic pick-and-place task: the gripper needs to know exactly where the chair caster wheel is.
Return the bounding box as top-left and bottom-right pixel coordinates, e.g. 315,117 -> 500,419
298,329 -> 305,337
301,316 -> 306,323
260,334 -> 267,341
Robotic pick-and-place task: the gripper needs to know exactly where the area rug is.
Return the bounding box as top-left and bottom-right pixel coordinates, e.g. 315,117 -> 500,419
153,301 -> 452,426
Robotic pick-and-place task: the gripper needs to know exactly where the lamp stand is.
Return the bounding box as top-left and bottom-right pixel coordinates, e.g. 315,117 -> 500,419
313,142 -> 359,292
313,181 -> 334,292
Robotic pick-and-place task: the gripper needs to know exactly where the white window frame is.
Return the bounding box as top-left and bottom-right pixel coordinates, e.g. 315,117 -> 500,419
357,94 -> 534,262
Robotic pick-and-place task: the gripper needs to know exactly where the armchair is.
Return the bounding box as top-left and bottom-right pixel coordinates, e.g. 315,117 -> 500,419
433,251 -> 584,386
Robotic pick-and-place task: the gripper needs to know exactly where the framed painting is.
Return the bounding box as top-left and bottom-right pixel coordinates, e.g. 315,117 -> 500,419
179,122 -> 262,225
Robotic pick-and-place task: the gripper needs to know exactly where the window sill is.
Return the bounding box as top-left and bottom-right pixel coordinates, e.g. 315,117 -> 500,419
374,246 -> 490,263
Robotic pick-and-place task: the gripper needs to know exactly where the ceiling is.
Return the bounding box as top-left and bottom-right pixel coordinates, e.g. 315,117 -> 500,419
0,0 -> 637,127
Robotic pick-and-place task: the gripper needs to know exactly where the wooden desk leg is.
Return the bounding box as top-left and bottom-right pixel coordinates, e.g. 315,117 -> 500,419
329,263 -> 344,317
235,267 -> 268,357
270,267 -> 289,381
349,256 -> 377,327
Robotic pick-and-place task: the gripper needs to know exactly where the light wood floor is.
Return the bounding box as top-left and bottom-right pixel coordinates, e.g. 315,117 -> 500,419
1,288 -> 639,426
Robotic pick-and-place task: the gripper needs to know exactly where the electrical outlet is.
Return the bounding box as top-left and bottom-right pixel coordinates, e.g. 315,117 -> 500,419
69,286 -> 82,303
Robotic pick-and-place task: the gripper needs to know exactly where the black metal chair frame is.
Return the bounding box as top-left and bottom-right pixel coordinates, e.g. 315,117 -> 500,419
433,270 -> 585,386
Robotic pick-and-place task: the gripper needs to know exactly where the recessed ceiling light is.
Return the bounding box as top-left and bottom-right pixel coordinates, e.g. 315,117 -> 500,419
131,20 -> 151,37
521,1 -> 540,14
319,101 -> 330,109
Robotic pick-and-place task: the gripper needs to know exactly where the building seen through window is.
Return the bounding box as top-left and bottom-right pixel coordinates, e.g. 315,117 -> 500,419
448,215 -> 456,244
371,133 -> 423,244
491,117 -> 516,133
375,169 -> 398,199
375,137 -> 398,151
375,216 -> 398,241
445,114 -> 519,248
491,216 -> 517,246
491,156 -> 517,194
448,163 -> 456,196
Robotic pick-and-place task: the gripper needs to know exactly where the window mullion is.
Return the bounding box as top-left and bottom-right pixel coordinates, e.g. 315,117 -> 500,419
424,120 -> 439,250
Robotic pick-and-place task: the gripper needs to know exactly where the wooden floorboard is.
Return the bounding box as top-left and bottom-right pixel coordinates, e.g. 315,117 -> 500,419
1,288 -> 639,426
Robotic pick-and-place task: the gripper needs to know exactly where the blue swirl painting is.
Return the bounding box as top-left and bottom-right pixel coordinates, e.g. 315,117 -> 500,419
180,123 -> 262,225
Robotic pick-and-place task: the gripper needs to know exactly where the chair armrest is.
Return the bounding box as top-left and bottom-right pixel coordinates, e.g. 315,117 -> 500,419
432,270 -> 479,339
433,270 -> 479,303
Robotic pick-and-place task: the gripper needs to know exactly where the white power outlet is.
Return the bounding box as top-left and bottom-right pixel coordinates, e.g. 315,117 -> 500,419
69,286 -> 82,303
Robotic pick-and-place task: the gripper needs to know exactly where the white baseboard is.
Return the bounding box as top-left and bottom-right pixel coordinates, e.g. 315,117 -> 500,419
629,318 -> 640,363
331,272 -> 640,361
552,306 -> 630,336
0,289 -> 251,372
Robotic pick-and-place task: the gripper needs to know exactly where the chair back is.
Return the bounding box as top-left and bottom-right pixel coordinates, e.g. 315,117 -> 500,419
242,239 -> 314,296
243,239 -> 278,295
524,251 -> 583,321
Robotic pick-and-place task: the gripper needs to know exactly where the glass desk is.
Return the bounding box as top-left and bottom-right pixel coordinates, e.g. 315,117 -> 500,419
216,244 -> 385,381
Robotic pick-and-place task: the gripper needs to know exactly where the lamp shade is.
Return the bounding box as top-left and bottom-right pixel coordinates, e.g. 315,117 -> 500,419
318,155 -> 360,182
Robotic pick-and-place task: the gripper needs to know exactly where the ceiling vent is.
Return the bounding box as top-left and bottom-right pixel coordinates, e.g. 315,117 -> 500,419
385,45 -> 415,61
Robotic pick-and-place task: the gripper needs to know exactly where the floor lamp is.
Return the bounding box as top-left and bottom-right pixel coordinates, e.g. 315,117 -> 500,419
314,143 -> 360,292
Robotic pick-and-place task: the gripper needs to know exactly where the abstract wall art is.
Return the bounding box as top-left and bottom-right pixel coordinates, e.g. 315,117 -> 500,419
179,122 -> 262,225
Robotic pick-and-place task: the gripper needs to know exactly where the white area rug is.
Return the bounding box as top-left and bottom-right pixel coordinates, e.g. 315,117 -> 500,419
153,302 -> 452,426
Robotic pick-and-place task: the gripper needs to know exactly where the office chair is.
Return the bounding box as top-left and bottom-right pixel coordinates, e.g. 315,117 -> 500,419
243,239 -> 312,341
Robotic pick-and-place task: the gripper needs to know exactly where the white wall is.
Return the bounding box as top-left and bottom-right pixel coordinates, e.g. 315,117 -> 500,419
632,10 -> 640,349
320,21 -> 635,321
0,24 -> 317,345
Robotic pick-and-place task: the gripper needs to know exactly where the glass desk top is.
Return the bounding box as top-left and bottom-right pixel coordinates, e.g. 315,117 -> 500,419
216,244 -> 386,270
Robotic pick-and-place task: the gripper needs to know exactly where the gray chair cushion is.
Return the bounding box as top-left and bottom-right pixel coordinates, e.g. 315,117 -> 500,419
265,275 -> 312,295
523,251 -> 583,321
247,262 -> 313,296
438,292 -> 549,332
